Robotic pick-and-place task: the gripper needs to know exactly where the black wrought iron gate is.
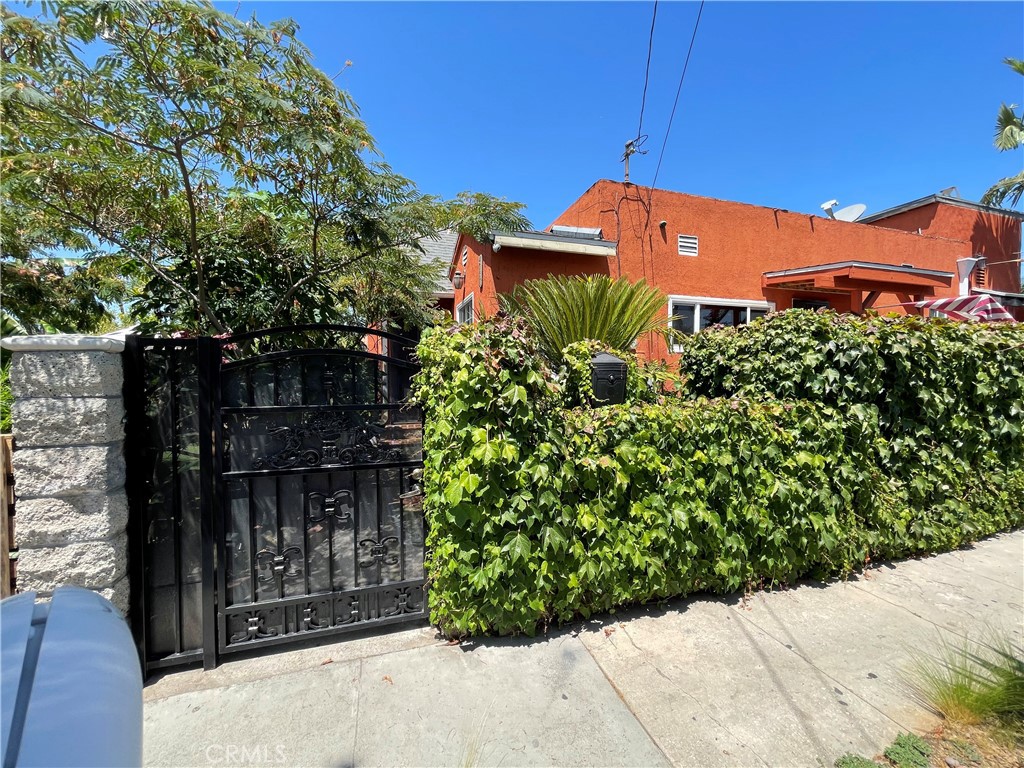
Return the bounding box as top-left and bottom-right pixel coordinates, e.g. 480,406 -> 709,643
125,326 -> 427,672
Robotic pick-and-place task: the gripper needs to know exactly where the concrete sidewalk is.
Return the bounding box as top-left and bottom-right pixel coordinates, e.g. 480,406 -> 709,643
144,531 -> 1023,767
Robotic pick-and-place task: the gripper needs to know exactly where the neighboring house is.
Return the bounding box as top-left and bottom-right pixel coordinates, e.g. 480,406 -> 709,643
372,230 -> 458,372
448,180 -> 1024,360
415,229 -> 459,317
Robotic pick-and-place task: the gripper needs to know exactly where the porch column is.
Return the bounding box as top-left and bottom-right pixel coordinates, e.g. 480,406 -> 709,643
0,335 -> 130,614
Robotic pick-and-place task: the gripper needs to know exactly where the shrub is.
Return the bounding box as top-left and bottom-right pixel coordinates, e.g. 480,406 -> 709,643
414,316 -> 1023,637
680,311 -> 1024,555
0,363 -> 10,434
500,275 -> 674,361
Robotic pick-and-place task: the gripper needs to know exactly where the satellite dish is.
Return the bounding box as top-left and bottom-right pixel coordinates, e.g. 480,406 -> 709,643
833,203 -> 867,222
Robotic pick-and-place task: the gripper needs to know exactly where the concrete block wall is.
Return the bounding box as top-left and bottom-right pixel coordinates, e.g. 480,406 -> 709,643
1,335 -> 130,614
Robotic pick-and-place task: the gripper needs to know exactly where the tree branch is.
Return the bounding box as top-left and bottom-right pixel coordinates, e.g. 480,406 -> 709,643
171,138 -> 225,334
19,102 -> 174,156
33,196 -> 203,311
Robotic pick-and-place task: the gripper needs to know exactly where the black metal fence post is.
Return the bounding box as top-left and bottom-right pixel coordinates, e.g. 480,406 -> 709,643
197,337 -> 220,670
122,334 -> 148,671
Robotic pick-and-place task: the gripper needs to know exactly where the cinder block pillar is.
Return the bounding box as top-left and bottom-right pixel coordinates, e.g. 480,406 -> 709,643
0,335 -> 129,614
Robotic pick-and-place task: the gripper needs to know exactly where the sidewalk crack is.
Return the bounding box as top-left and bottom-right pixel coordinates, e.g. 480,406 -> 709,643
618,625 -> 770,767
577,633 -> 676,766
734,605 -> 917,734
847,582 -> 976,643
351,658 -> 363,767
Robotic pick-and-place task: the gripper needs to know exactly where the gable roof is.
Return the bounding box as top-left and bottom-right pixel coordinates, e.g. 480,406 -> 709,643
414,230 -> 459,297
861,194 -> 1024,223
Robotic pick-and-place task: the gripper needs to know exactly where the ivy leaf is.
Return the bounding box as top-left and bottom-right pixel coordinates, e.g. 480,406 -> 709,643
504,532 -> 532,564
541,525 -> 568,553
444,477 -> 464,506
462,473 -> 481,494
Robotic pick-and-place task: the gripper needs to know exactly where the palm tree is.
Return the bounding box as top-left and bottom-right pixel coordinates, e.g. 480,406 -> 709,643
982,58 -> 1024,208
500,274 -> 673,359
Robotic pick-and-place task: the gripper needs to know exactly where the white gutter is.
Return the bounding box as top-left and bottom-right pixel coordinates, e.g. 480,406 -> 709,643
492,234 -> 616,257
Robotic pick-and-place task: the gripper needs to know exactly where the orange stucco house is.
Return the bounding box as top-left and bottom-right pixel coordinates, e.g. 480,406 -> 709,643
447,181 -> 1023,360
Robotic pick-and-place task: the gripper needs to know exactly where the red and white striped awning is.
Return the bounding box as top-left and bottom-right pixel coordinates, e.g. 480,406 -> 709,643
911,294 -> 1016,322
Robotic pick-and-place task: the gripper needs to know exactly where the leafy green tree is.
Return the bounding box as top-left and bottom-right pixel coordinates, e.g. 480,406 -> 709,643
0,189 -> 138,334
982,58 -> 1024,208
1,1 -> 527,335
1,255 -> 136,334
501,275 -> 673,360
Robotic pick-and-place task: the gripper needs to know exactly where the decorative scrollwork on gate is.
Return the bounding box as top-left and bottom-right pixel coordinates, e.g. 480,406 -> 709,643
382,586 -> 422,617
255,546 -> 303,583
358,536 -> 400,569
301,600 -> 333,631
252,411 -> 401,470
335,594 -> 362,625
308,490 -> 354,526
229,609 -> 281,644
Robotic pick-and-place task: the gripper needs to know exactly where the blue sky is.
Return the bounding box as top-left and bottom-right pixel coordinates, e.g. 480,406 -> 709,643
237,2 -> 1018,227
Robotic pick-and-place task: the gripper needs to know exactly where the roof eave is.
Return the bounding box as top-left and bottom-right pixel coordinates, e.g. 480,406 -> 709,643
763,260 -> 954,281
492,232 -> 617,257
861,195 -> 1024,223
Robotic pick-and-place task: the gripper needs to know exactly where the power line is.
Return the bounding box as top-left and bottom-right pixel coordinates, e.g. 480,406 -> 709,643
650,0 -> 705,191
636,0 -> 659,140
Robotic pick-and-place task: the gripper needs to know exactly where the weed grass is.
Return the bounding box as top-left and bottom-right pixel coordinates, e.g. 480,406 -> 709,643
834,753 -> 881,768
882,733 -> 931,768
904,631 -> 1024,726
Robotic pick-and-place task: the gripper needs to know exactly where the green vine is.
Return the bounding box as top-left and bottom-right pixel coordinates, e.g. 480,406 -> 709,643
413,313 -> 1024,638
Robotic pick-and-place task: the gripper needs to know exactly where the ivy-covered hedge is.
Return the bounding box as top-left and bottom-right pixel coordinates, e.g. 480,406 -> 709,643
414,314 -> 1024,638
680,310 -> 1024,546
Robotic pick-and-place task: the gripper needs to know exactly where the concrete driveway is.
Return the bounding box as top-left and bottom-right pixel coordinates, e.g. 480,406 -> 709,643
144,531 -> 1023,767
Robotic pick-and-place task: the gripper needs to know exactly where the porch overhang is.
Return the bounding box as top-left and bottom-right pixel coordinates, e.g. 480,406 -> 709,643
492,230 -> 617,258
973,287 -> 1024,308
762,260 -> 954,301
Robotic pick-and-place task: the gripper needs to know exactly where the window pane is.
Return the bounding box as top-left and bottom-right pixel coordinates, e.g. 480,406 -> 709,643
699,305 -> 742,330
670,303 -> 695,336
792,299 -> 830,311
748,309 -> 768,324
457,298 -> 473,324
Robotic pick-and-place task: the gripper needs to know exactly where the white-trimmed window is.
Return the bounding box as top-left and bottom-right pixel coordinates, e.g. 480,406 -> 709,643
677,234 -> 699,257
668,295 -> 774,350
456,294 -> 474,325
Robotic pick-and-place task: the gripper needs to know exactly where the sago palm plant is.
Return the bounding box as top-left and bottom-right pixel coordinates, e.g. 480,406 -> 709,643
500,274 -> 673,359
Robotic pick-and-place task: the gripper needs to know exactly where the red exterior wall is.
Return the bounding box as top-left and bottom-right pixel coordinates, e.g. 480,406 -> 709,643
864,202 -> 1022,293
450,233 -> 610,320
448,180 -> 1020,360
548,181 -> 971,358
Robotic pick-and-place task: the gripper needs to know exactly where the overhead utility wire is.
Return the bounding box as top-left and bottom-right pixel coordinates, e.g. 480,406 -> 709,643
639,0 -> 706,340
636,0 -> 659,140
622,1 -> 658,180
650,0 -> 705,191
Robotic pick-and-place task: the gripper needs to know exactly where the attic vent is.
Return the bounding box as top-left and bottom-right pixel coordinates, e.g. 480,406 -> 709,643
677,234 -> 699,257
974,264 -> 988,288
461,247 -> 468,266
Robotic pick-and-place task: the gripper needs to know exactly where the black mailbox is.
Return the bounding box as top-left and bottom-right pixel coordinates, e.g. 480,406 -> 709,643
591,352 -> 628,404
